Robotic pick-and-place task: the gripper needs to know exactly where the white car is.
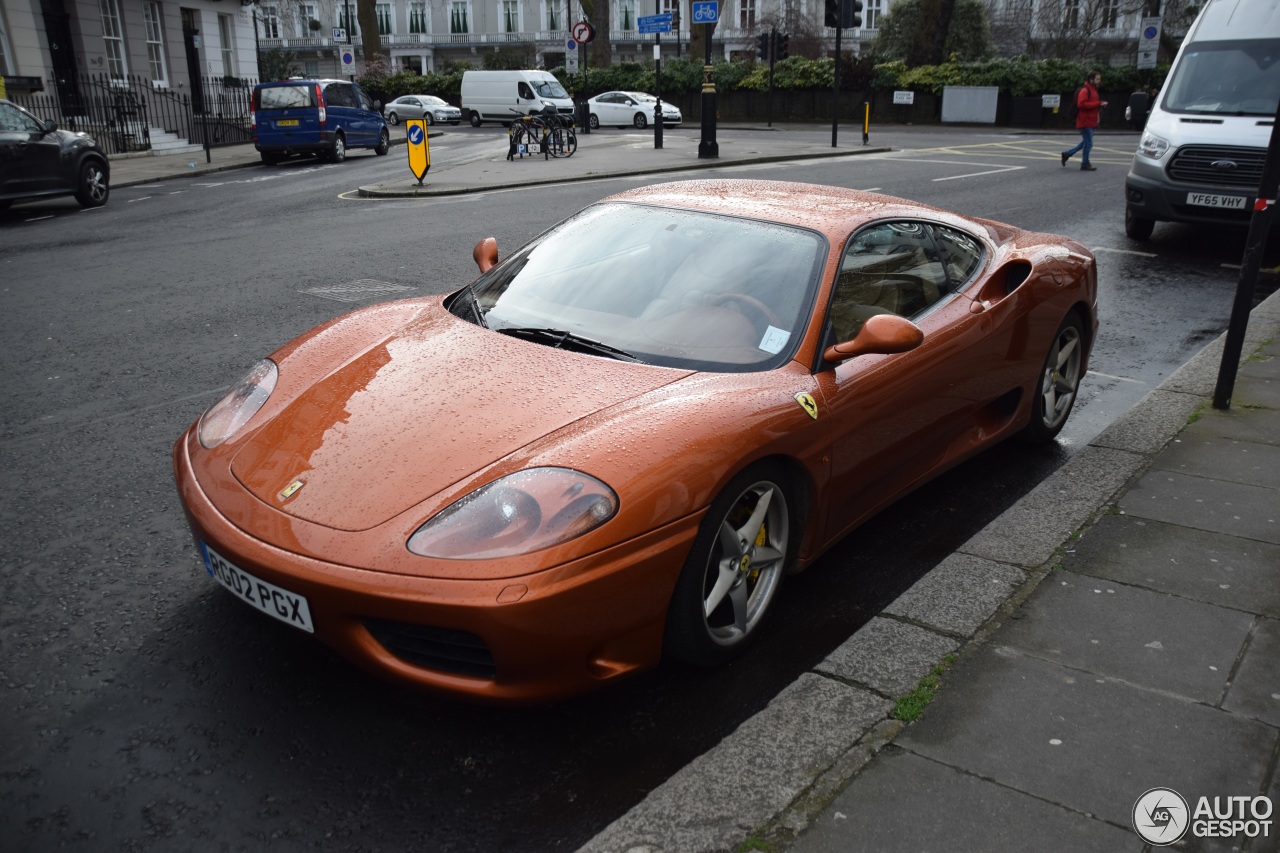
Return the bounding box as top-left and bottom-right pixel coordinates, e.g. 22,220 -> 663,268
587,91 -> 682,130
383,95 -> 462,126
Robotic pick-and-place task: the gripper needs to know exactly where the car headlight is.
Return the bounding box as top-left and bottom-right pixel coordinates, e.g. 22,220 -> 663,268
1138,131 -> 1170,160
197,359 -> 278,448
407,468 -> 618,560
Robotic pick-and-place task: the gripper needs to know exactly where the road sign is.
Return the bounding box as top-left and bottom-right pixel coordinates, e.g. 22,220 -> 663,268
1139,16 -> 1161,49
405,119 -> 430,184
638,13 -> 673,34
341,49 -> 355,71
566,53 -> 579,72
566,40 -> 577,50
1137,49 -> 1158,70
691,1 -> 718,24
332,27 -> 346,41
572,21 -> 595,44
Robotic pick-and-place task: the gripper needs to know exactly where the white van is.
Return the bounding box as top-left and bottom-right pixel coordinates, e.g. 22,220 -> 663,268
460,70 -> 574,127
1124,0 -> 1280,239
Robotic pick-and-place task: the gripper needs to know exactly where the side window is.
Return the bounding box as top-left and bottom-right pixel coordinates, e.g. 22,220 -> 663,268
827,221 -> 950,343
355,86 -> 374,110
518,82 -> 535,100
0,103 -> 42,132
325,83 -> 355,107
932,225 -> 984,288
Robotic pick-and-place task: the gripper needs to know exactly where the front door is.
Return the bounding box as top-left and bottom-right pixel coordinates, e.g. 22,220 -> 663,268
181,9 -> 206,114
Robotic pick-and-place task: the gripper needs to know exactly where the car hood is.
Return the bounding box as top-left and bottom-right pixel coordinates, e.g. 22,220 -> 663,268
230,309 -> 689,531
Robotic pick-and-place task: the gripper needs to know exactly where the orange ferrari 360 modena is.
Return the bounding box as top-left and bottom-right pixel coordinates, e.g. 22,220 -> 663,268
173,180 -> 1098,703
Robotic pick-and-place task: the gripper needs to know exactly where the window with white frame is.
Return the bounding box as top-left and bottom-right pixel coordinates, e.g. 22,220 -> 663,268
618,0 -> 635,31
1063,0 -> 1080,29
260,4 -> 280,38
546,1 -> 561,31
502,0 -> 519,32
297,4 -> 318,36
408,2 -> 428,33
99,0 -> 128,77
1101,0 -> 1120,30
864,0 -> 882,29
338,4 -> 359,34
219,14 -> 235,76
738,0 -> 755,29
450,1 -> 469,33
662,0 -> 678,28
144,2 -> 169,84
376,3 -> 392,34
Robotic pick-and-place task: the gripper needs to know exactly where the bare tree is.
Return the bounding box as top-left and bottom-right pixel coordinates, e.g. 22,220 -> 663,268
357,0 -> 382,61
581,0 -> 613,69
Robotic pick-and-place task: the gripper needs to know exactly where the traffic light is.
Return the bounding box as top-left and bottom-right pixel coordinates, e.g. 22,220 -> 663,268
756,32 -> 770,59
843,0 -> 863,28
824,0 -> 840,28
774,32 -> 789,60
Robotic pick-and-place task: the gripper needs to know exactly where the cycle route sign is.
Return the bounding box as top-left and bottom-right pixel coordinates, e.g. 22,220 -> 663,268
691,1 -> 718,24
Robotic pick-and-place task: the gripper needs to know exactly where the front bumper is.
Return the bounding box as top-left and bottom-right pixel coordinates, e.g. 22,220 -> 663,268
173,430 -> 700,703
1125,157 -> 1256,227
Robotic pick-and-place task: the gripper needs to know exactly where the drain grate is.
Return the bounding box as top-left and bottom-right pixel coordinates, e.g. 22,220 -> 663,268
301,279 -> 415,303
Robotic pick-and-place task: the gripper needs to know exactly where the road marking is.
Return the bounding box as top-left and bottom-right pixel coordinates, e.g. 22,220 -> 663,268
24,215 -> 54,222
933,165 -> 1024,181
1093,246 -> 1157,257
127,196 -> 152,203
1221,263 -> 1280,275
1088,370 -> 1145,384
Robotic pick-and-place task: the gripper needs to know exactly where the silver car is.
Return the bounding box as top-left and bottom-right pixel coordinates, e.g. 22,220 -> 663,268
587,91 -> 682,130
383,95 -> 462,126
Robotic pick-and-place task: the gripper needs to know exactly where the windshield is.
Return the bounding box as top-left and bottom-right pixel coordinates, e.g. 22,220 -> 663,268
422,96 -> 446,105
533,80 -> 569,99
459,203 -> 826,371
1162,39 -> 1280,115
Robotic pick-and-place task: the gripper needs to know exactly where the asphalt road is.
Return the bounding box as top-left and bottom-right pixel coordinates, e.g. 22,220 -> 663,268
2,126 -> 1276,851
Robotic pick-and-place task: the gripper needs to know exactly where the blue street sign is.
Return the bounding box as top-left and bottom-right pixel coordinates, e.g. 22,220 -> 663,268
691,1 -> 718,23
407,124 -> 424,145
638,13 -> 673,33
567,40 -> 577,50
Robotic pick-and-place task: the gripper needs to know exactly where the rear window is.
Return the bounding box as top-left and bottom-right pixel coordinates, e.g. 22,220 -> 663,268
257,85 -> 314,110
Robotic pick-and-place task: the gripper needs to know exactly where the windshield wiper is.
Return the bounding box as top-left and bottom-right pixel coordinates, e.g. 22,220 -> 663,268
457,284 -> 488,328
496,326 -> 642,362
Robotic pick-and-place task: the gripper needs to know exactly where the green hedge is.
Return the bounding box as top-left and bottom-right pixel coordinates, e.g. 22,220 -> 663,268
359,55 -> 1169,106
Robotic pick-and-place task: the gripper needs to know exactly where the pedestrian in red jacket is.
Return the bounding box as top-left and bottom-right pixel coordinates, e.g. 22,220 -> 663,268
1062,71 -> 1108,171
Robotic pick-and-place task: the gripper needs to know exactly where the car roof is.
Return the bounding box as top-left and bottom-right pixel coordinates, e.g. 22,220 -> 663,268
602,179 -> 989,240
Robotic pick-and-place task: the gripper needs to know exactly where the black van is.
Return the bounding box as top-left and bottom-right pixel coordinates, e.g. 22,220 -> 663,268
251,79 -> 390,165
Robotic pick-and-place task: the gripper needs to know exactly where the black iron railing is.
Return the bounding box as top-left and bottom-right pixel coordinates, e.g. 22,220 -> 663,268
11,73 -> 258,156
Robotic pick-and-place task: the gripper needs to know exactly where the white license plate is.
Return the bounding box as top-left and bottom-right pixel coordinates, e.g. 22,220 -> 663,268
1186,192 -> 1247,209
200,542 -> 314,633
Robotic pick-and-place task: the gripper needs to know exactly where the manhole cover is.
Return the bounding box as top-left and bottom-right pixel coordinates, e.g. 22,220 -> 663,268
301,279 -> 414,303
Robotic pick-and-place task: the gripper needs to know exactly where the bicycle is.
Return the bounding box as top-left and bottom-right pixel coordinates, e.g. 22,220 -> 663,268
507,110 -> 549,160
542,112 -> 577,159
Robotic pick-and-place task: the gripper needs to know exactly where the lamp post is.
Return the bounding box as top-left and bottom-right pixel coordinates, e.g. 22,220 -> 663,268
697,11 -> 717,158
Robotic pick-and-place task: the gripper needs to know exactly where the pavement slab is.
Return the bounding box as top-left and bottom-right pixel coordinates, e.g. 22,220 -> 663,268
1223,617 -> 1280,729
897,648 -> 1277,840
881,553 -> 1027,637
1119,469 -> 1280,545
998,569 -> 1254,703
1154,424 -> 1280,489
788,747 -> 1140,853
1062,513 -> 1280,618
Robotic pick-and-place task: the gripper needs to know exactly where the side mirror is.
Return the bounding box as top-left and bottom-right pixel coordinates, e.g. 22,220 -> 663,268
823,314 -> 923,363
42,118 -> 59,133
473,237 -> 498,273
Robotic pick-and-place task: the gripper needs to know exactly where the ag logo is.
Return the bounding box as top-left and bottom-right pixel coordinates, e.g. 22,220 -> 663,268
1133,787 -> 1190,845
794,392 -> 818,420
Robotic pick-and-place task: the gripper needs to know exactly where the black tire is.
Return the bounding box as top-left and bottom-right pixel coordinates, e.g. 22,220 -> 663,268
74,159 -> 109,208
664,461 -> 795,667
424,113 -> 435,126
386,111 -> 400,126
260,152 -> 283,166
1125,206 -> 1155,241
469,112 -> 483,127
1021,313 -> 1085,444
633,112 -> 648,129
327,133 -> 346,163
374,128 -> 390,155
588,113 -> 600,130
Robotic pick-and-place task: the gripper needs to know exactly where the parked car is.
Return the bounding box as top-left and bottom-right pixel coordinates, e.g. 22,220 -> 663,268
384,95 -> 462,126
0,98 -> 109,209
461,70 -> 574,126
251,79 -> 390,166
173,179 -> 1097,704
587,91 -> 682,129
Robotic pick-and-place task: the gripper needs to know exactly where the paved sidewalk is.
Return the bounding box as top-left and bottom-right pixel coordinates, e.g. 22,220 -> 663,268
581,291 -> 1280,852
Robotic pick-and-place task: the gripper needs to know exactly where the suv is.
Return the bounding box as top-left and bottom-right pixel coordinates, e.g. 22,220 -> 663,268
0,98 -> 109,209
251,79 -> 390,165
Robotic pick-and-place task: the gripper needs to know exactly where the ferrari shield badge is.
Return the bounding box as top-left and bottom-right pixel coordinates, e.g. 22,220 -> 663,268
278,479 -> 305,501
794,392 -> 819,420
